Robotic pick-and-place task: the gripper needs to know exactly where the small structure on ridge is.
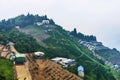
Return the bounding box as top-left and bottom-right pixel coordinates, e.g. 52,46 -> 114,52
78,65 -> 84,77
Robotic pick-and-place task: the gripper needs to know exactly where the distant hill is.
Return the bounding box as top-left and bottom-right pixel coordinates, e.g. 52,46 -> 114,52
0,14 -> 120,80
70,28 -> 120,74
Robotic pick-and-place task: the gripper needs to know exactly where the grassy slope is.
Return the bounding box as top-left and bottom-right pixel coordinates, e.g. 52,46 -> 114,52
20,25 -> 50,47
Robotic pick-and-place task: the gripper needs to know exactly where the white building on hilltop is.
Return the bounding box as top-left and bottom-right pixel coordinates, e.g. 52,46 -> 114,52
36,22 -> 43,26
36,20 -> 50,26
42,20 -> 49,24
15,26 -> 20,31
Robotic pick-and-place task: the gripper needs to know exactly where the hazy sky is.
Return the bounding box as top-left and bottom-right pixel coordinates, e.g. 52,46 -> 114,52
0,0 -> 120,50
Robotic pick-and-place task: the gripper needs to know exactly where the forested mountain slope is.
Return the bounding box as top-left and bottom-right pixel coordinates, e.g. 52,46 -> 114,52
0,14 -> 119,80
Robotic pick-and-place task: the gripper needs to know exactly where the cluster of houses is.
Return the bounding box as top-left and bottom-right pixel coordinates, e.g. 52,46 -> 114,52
51,57 -> 76,67
78,40 -> 120,74
13,53 -> 84,77
36,20 -> 50,26
15,20 -> 52,32
0,41 -> 85,78
15,54 -> 84,78
42,25 -> 52,32
13,52 -> 45,65
51,57 -> 84,77
0,42 -> 45,65
105,61 -> 120,71
78,40 -> 108,51
35,20 -> 53,32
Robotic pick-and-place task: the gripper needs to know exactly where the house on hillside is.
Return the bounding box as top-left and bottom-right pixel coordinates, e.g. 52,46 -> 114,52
51,57 -> 76,67
15,26 -> 20,31
78,66 -> 84,77
34,52 -> 45,59
42,20 -> 49,24
15,54 -> 26,64
36,22 -> 43,26
43,25 -> 52,32
36,20 -> 50,26
114,64 -> 119,69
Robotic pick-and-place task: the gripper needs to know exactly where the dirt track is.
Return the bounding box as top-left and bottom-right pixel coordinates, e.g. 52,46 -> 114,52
15,65 -> 32,80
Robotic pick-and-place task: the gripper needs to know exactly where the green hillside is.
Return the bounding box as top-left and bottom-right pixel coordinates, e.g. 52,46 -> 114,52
20,23 -> 119,80
0,14 -> 119,80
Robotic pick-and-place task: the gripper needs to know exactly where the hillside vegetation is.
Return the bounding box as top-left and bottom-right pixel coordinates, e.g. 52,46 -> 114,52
0,14 -> 119,80
0,58 -> 14,80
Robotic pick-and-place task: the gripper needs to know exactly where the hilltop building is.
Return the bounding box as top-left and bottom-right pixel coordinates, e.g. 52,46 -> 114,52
15,26 -> 20,31
42,20 -> 49,24
36,20 -> 50,26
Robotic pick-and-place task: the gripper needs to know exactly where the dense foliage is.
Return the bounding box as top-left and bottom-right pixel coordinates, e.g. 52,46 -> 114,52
0,58 -> 14,80
0,30 -> 43,53
8,30 -> 42,53
70,28 -> 96,41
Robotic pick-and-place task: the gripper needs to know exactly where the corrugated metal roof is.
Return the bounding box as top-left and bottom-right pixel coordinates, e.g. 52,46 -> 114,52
34,52 -> 44,56
15,54 -> 26,57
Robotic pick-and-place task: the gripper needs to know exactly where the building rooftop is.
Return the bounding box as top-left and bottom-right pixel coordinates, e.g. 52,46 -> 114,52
15,54 -> 26,58
52,57 -> 75,62
78,66 -> 84,72
34,52 -> 44,56
51,57 -> 76,67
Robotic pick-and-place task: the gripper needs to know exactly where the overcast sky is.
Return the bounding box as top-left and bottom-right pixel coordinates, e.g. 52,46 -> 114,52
0,0 -> 120,50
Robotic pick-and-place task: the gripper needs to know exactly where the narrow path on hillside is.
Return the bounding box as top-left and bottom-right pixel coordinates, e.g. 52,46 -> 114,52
10,45 -> 20,54
15,65 -> 32,80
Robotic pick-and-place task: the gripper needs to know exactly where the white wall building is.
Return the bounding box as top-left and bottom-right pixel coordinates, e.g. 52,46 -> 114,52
42,20 -> 49,24
15,26 -> 20,31
36,20 -> 50,26
78,66 -> 84,77
51,57 -> 76,67
34,52 -> 45,59
36,22 -> 43,26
